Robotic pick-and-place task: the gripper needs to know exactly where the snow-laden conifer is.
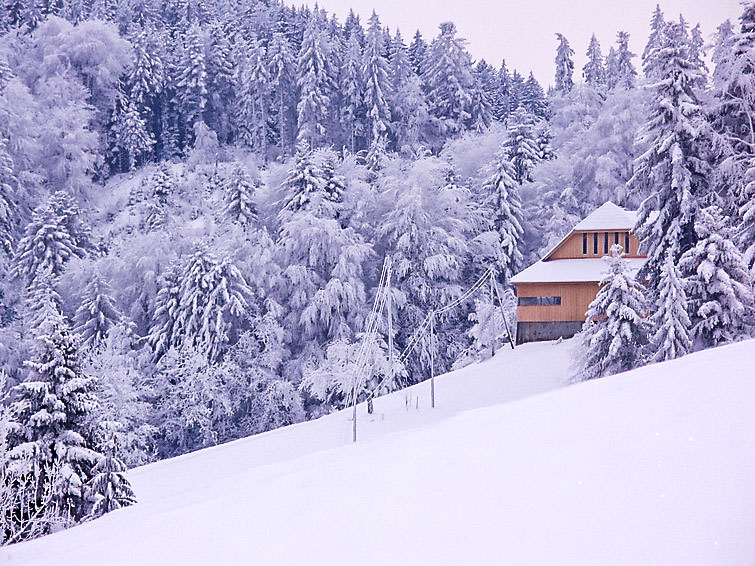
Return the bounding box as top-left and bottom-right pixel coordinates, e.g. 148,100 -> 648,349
583,34 -> 606,89
224,166 -> 258,227
554,33 -> 574,94
679,206 -> 753,347
503,107 -> 541,185
649,251 -> 691,362
576,245 -> 649,380
362,11 -> 392,147
74,272 -> 124,350
632,20 -> 712,292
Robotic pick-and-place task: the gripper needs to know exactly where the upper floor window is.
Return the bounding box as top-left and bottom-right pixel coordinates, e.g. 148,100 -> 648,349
625,232 -> 630,254
593,232 -> 598,254
518,296 -> 562,306
582,233 -> 588,255
604,232 -> 609,254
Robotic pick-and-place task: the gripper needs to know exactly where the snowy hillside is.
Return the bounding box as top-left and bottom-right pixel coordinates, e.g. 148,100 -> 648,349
5,338 -> 754,566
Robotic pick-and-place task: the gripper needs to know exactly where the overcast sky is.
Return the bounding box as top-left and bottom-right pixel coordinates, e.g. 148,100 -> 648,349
291,0 -> 741,87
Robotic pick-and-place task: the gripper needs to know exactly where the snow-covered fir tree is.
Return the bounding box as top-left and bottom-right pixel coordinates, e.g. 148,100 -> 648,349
554,33 -> 575,94
296,16 -> 333,146
679,206 -> 753,347
632,19 -> 712,292
113,96 -> 154,171
649,251 -> 692,362
481,150 -> 524,281
224,166 -> 258,227
503,107 -> 541,185
583,34 -> 606,89
340,34 -> 365,153
423,22 -> 488,139
175,24 -> 209,145
576,245 -> 649,381
643,4 -> 667,80
74,272 -> 124,351
148,247 -> 253,362
14,192 -> 88,283
8,290 -> 111,523
235,36 -> 270,154
362,11 -> 392,149
613,32 -> 638,90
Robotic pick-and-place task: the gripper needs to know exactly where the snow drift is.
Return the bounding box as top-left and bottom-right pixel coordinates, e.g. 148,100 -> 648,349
5,338 -> 754,565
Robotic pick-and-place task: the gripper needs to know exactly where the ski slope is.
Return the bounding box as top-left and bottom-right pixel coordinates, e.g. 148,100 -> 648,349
4,339 -> 755,565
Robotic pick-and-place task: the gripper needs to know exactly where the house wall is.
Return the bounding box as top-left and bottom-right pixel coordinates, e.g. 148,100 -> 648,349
548,230 -> 643,260
514,282 -> 600,323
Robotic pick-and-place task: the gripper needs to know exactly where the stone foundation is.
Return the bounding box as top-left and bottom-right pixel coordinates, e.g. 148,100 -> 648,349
516,321 -> 583,345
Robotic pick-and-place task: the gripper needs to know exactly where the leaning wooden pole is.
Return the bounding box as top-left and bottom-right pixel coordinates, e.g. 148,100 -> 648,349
492,269 -> 516,350
430,310 -> 436,408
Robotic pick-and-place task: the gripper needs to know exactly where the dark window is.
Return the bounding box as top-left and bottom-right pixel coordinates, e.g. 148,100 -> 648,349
604,232 -> 609,254
614,231 -> 619,245
625,232 -> 630,254
518,296 -> 562,306
593,232 -> 598,254
582,233 -> 587,255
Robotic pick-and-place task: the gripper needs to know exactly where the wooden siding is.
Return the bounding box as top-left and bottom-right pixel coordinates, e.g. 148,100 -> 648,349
547,230 -> 643,260
515,282 -> 600,322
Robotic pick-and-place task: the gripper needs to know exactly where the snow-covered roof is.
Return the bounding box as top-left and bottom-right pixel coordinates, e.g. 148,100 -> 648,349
572,201 -> 638,231
511,257 -> 646,284
541,201 -> 639,261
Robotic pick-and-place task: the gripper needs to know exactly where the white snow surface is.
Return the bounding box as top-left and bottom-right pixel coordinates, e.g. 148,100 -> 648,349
5,338 -> 755,566
572,201 -> 638,231
511,256 -> 646,283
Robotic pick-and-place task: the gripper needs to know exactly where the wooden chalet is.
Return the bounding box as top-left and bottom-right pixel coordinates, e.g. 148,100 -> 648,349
511,202 -> 646,344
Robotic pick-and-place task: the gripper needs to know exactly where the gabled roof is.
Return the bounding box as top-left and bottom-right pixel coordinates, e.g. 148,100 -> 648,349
572,201 -> 638,231
510,257 -> 646,284
542,202 -> 638,261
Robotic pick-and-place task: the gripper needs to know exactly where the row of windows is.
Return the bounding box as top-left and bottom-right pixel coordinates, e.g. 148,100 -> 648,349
518,296 -> 562,306
582,232 -> 631,255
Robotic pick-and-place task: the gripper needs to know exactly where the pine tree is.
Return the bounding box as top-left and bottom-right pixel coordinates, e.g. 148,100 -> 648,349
205,24 -> 236,144
74,272 -> 124,350
339,35 -> 365,153
679,206 -> 752,347
482,151 -> 524,281
113,96 -> 154,171
408,30 -> 428,76
8,294 -> 100,522
361,12 -> 392,148
0,137 -> 18,257
224,166 -> 258,227
503,107 -> 541,184
577,245 -> 649,380
554,33 -> 575,94
389,30 -> 428,150
520,72 -> 549,119
632,20 -> 712,292
605,46 -> 619,91
235,36 -> 270,154
267,31 -> 297,154
649,251 -> 691,362
296,16 -> 333,146
176,24 -> 208,145
583,34 -> 606,89
149,248 -> 253,362
150,163 -> 174,206
423,22 -> 483,138
643,4 -> 667,80
88,421 -> 136,517
614,31 -> 638,89
14,192 -> 88,283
